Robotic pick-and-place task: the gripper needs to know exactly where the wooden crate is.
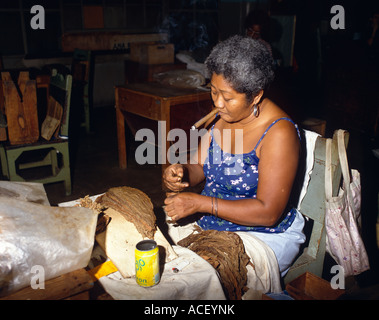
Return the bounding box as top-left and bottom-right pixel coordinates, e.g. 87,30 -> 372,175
286,272 -> 345,300
130,42 -> 174,65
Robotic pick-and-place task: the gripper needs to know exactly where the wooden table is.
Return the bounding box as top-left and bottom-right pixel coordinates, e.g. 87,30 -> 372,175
115,82 -> 213,172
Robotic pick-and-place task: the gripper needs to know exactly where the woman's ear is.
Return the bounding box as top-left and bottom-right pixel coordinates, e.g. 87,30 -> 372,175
252,90 -> 264,106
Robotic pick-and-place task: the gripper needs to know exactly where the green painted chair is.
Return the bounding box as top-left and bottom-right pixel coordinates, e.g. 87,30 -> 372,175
284,129 -> 349,284
0,70 -> 73,196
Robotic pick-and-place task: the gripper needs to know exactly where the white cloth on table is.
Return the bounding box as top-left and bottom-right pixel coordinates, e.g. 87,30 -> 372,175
60,196 -> 226,300
98,245 -> 226,300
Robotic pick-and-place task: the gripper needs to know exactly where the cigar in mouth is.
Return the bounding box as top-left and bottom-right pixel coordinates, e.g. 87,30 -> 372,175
191,109 -> 218,130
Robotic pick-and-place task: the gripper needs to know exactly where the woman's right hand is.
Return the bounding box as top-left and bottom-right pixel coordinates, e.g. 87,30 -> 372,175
162,164 -> 190,192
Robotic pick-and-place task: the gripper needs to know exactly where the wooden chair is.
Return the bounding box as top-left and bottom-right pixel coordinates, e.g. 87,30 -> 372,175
283,129 -> 349,284
0,70 -> 73,195
0,64 -> 6,142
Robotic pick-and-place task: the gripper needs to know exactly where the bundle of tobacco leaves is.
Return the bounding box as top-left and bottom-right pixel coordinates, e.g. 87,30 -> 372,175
178,229 -> 250,300
96,186 -> 156,239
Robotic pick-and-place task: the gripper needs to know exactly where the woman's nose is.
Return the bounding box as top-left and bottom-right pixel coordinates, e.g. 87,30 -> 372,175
213,95 -> 224,110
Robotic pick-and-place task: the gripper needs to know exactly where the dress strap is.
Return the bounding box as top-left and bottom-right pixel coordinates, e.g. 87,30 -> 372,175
209,124 -> 216,139
253,117 -> 300,152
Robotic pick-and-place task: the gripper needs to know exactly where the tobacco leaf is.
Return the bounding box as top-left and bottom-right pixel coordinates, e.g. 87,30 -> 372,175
178,229 -> 250,300
96,186 -> 156,239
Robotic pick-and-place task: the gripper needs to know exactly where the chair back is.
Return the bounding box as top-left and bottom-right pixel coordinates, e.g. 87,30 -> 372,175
71,49 -> 92,133
72,49 -> 91,83
284,129 -> 349,284
49,70 -> 72,138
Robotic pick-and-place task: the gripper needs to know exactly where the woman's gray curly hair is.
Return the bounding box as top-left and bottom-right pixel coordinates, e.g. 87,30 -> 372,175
205,35 -> 275,102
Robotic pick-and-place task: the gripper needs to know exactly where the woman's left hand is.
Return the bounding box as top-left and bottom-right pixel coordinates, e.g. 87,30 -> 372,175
164,192 -> 199,222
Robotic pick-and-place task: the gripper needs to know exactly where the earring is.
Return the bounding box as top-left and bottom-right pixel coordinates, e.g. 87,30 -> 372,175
253,104 -> 259,117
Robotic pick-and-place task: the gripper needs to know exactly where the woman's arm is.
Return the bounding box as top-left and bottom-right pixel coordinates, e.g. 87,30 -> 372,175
163,120 -> 214,191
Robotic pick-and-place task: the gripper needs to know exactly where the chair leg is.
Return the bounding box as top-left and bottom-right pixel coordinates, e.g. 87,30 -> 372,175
58,143 -> 71,196
64,178 -> 72,196
82,88 -> 91,134
50,149 -> 58,176
6,149 -> 26,182
0,144 -> 9,179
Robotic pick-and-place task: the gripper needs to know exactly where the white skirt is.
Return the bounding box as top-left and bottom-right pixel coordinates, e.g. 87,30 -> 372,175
248,209 -> 306,277
166,209 -> 306,279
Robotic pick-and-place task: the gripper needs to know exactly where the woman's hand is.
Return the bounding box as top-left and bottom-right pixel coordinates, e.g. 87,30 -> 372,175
162,164 -> 189,192
164,192 -> 200,222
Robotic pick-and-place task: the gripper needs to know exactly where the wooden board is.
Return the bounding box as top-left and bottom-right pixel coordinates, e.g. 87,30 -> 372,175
95,207 -> 178,278
285,272 -> 345,300
1,72 -> 39,145
0,268 -> 93,300
41,96 -> 63,141
83,6 -> 104,29
61,32 -> 169,52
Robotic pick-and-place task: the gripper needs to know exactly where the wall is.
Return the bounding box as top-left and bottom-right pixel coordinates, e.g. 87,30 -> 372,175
92,54 -> 127,108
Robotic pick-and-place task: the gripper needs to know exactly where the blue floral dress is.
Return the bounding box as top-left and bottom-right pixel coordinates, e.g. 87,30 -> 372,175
197,117 -> 300,233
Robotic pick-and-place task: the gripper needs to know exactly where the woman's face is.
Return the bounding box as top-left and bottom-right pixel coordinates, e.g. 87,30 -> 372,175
247,24 -> 262,40
210,73 -> 255,123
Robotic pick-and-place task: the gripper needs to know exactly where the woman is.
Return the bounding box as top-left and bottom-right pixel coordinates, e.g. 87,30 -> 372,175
244,9 -> 272,57
163,35 -> 305,277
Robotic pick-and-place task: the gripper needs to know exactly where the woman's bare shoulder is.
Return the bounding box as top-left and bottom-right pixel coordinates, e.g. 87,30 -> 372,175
256,101 -> 300,155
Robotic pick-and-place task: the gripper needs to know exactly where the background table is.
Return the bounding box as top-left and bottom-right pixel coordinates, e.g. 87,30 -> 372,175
115,82 -> 213,173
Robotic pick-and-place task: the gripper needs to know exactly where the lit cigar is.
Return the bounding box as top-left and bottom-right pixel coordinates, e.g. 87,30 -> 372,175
191,109 -> 218,130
